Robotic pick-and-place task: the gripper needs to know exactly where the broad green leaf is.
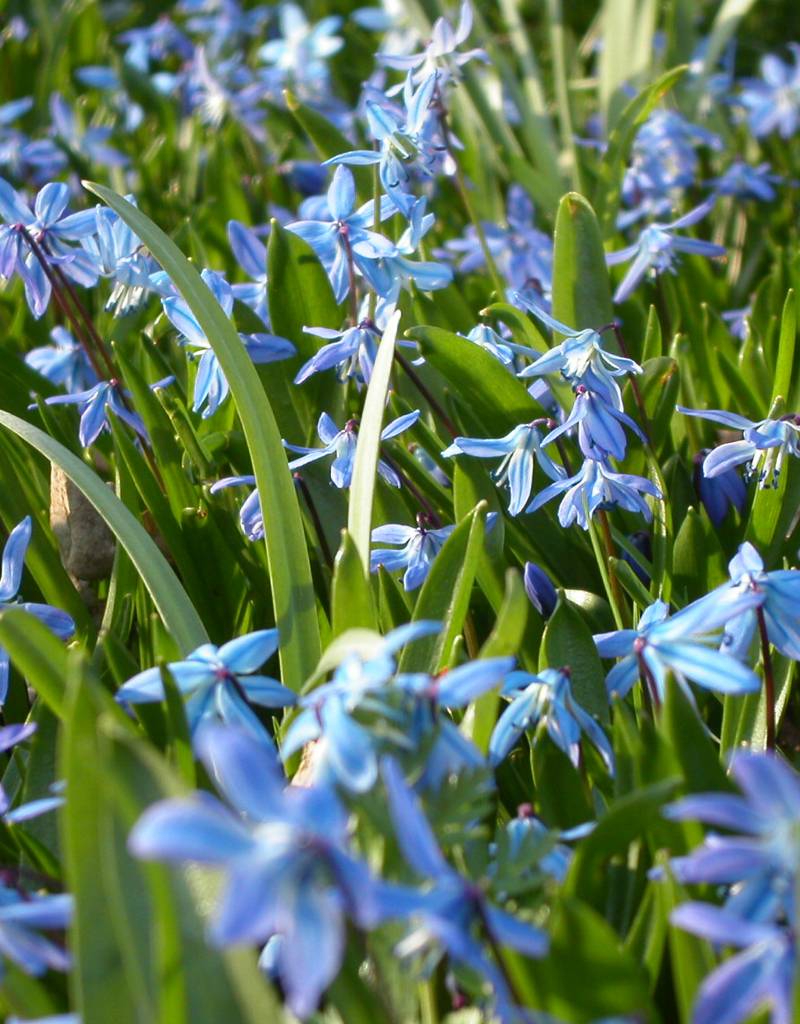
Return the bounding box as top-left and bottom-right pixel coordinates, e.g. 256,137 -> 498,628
332,531 -> 378,636
659,871 -> 716,1024
60,656 -> 138,1023
84,184 -> 319,690
598,0 -> 658,129
348,310 -> 401,568
408,325 -> 543,436
398,504 -> 487,674
540,592 -> 608,722
519,897 -> 655,1020
0,411 -> 207,655
551,192 -> 614,334
662,680 -> 732,793
565,779 -> 679,905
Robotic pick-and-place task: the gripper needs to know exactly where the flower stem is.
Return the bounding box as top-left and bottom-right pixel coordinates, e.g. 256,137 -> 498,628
756,607 -> 776,750
585,499 -> 626,630
394,351 -> 459,438
293,472 -> 334,569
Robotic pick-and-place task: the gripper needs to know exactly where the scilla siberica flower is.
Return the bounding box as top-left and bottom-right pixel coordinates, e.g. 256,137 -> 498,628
514,296 -> 641,403
294,319 -> 381,385
0,179 -> 98,318
716,543 -> 800,662
594,592 -> 761,703
489,668 -> 613,772
443,421 -> 565,516
162,269 -> 294,418
679,406 -> 800,488
209,475 -> 264,542
0,886 -> 73,979
326,73 -> 439,219
370,518 -> 455,591
378,1 -> 487,87
115,629 -> 295,745
0,517 -> 75,702
281,623 -> 466,793
665,751 -> 800,926
43,379 -> 147,448
24,326 -> 97,393
381,757 -> 547,1023
606,201 -> 725,304
526,457 -> 661,531
286,166 -> 396,303
257,4 -> 343,97
284,409 -> 419,488
664,752 -> 800,1024
80,202 -> 156,315
542,384 -> 646,462
130,725 -> 386,1020
737,45 -> 800,139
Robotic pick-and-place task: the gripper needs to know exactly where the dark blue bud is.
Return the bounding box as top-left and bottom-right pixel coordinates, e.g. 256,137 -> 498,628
694,449 -> 747,527
523,562 -> 557,618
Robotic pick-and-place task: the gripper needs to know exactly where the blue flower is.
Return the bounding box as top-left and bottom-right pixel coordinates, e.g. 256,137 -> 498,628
0,516 -> 75,702
0,178 -> 98,318
294,320 -> 381,385
285,409 -> 419,488
24,326 -> 97,394
542,384 -> 646,461
115,629 -> 295,744
209,476 -> 263,542
227,220 -> 268,323
619,110 -> 721,228
708,161 -> 781,202
679,406 -> 800,489
737,45 -> 800,138
0,722 -> 37,815
258,4 -> 344,100
381,757 -> 547,1022
81,201 -> 156,315
489,668 -> 613,771
163,269 -> 294,418
515,296 -> 641,403
665,751 -> 800,925
526,457 -> 661,530
670,907 -> 792,1024
0,886 -> 72,979
130,724 -> 386,1019
607,201 -> 725,304
594,595 -> 761,703
523,562 -> 557,618
718,543 -> 800,662
364,197 -> 453,302
286,166 -> 396,302
185,49 -> 270,141
280,622 -> 442,792
693,449 -> 747,527
370,520 -> 455,590
48,92 -> 127,168
378,1 -> 487,87
459,323 -> 536,368
327,73 -> 439,218
443,422 -> 565,516
43,379 -> 147,448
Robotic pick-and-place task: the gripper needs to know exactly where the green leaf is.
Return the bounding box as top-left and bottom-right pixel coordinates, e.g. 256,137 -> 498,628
519,897 -> 654,1020
659,870 -> 716,1023
284,90 -> 371,194
565,778 -> 679,905
540,592 -> 608,722
0,411 -> 207,655
662,680 -> 732,793
332,531 -> 378,636
771,289 -> 797,406
398,504 -> 487,674
348,310 -> 401,568
408,325 -> 542,437
551,192 -> 614,333
84,183 -> 319,690
60,656 -> 139,1023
